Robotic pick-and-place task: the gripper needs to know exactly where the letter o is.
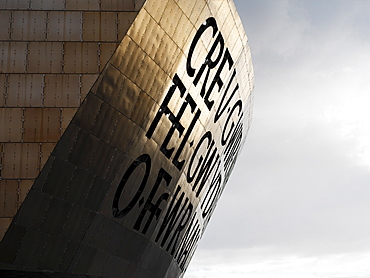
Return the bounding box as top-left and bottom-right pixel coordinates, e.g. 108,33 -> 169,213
112,154 -> 151,218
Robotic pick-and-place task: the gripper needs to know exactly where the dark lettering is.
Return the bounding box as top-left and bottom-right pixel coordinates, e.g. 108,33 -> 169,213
179,224 -> 201,271
133,168 -> 172,234
112,154 -> 151,218
214,69 -> 238,123
192,140 -> 219,197
187,17 -> 218,77
201,163 -> 222,218
155,186 -> 185,246
221,99 -> 243,146
167,201 -> 193,255
175,215 -> 201,271
187,131 -> 212,184
146,74 -> 186,153
172,106 -> 201,170
201,46 -> 233,110
194,32 -> 224,87
224,120 -> 243,180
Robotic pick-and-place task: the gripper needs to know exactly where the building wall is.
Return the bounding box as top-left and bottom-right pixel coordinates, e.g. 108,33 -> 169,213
0,0 -> 254,277
0,0 -> 145,239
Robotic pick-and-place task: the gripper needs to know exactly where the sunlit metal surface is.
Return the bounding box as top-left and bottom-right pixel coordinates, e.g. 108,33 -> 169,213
0,0 -> 254,277
0,0 -> 145,239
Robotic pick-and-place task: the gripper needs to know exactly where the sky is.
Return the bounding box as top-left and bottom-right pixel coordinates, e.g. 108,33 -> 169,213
186,0 -> 370,277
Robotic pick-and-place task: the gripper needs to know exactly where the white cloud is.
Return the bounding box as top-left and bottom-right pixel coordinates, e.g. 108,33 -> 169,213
186,0 -> 370,277
187,249 -> 370,278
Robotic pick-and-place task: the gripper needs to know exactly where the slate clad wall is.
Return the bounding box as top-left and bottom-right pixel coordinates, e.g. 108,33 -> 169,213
0,0 -> 145,240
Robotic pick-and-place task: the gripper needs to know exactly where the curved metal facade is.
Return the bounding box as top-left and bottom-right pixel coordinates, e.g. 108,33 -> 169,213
0,0 -> 254,277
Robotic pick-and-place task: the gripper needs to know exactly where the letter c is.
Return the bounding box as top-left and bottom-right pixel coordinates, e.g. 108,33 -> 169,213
187,17 -> 218,77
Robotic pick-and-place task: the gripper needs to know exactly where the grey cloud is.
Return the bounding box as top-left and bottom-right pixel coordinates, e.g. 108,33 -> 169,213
190,0 -> 370,261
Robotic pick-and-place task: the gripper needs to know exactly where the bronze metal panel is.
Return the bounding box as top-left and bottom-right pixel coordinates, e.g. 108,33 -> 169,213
100,13 -> 119,41
94,64 -> 130,110
114,39 -> 146,83
171,12 -> 193,49
152,32 -> 181,74
185,0 -> 207,25
82,12 -> 102,41
159,0 -> 183,38
61,108 -> 78,133
44,75 -> 80,108
230,1 -> 242,27
65,0 -> 100,11
218,1 -> 233,29
108,114 -> 137,152
67,130 -> 99,171
236,54 -> 253,94
90,102 -> 120,143
12,11 -> 47,41
88,140 -> 116,179
0,42 -> 27,73
101,1 -> 133,11
136,0 -> 147,10
1,143 -> 38,179
0,108 -> 22,142
81,74 -> 99,101
27,42 -> 63,73
47,12 -> 82,42
0,1 -> 29,10
18,180 -> 33,204
23,108 -> 61,142
0,218 -> 12,241
0,180 -> 18,217
194,2 -> 212,27
30,0 -> 65,10
225,22 -> 240,55
24,143 -> 40,179
174,0 -> 195,17
83,12 -> 118,42
143,0 -> 168,22
135,56 -> 160,95
110,71 -> 141,117
63,43 -> 84,74
145,64 -> 169,104
0,11 -> 11,41
117,12 -> 138,40
99,43 -> 118,72
109,36 -> 130,69
207,0 -> 224,15
50,124 -> 79,162
63,42 -> 99,73
126,8 -> 152,46
0,74 -> 7,107
40,143 -> 55,169
129,12 -> 166,60
6,74 -> 43,107
72,92 -> 102,132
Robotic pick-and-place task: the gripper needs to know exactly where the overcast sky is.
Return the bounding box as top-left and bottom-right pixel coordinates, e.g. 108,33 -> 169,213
186,1 -> 370,277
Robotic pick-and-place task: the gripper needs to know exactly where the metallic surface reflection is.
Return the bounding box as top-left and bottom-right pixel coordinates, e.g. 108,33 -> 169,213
0,0 -> 254,277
